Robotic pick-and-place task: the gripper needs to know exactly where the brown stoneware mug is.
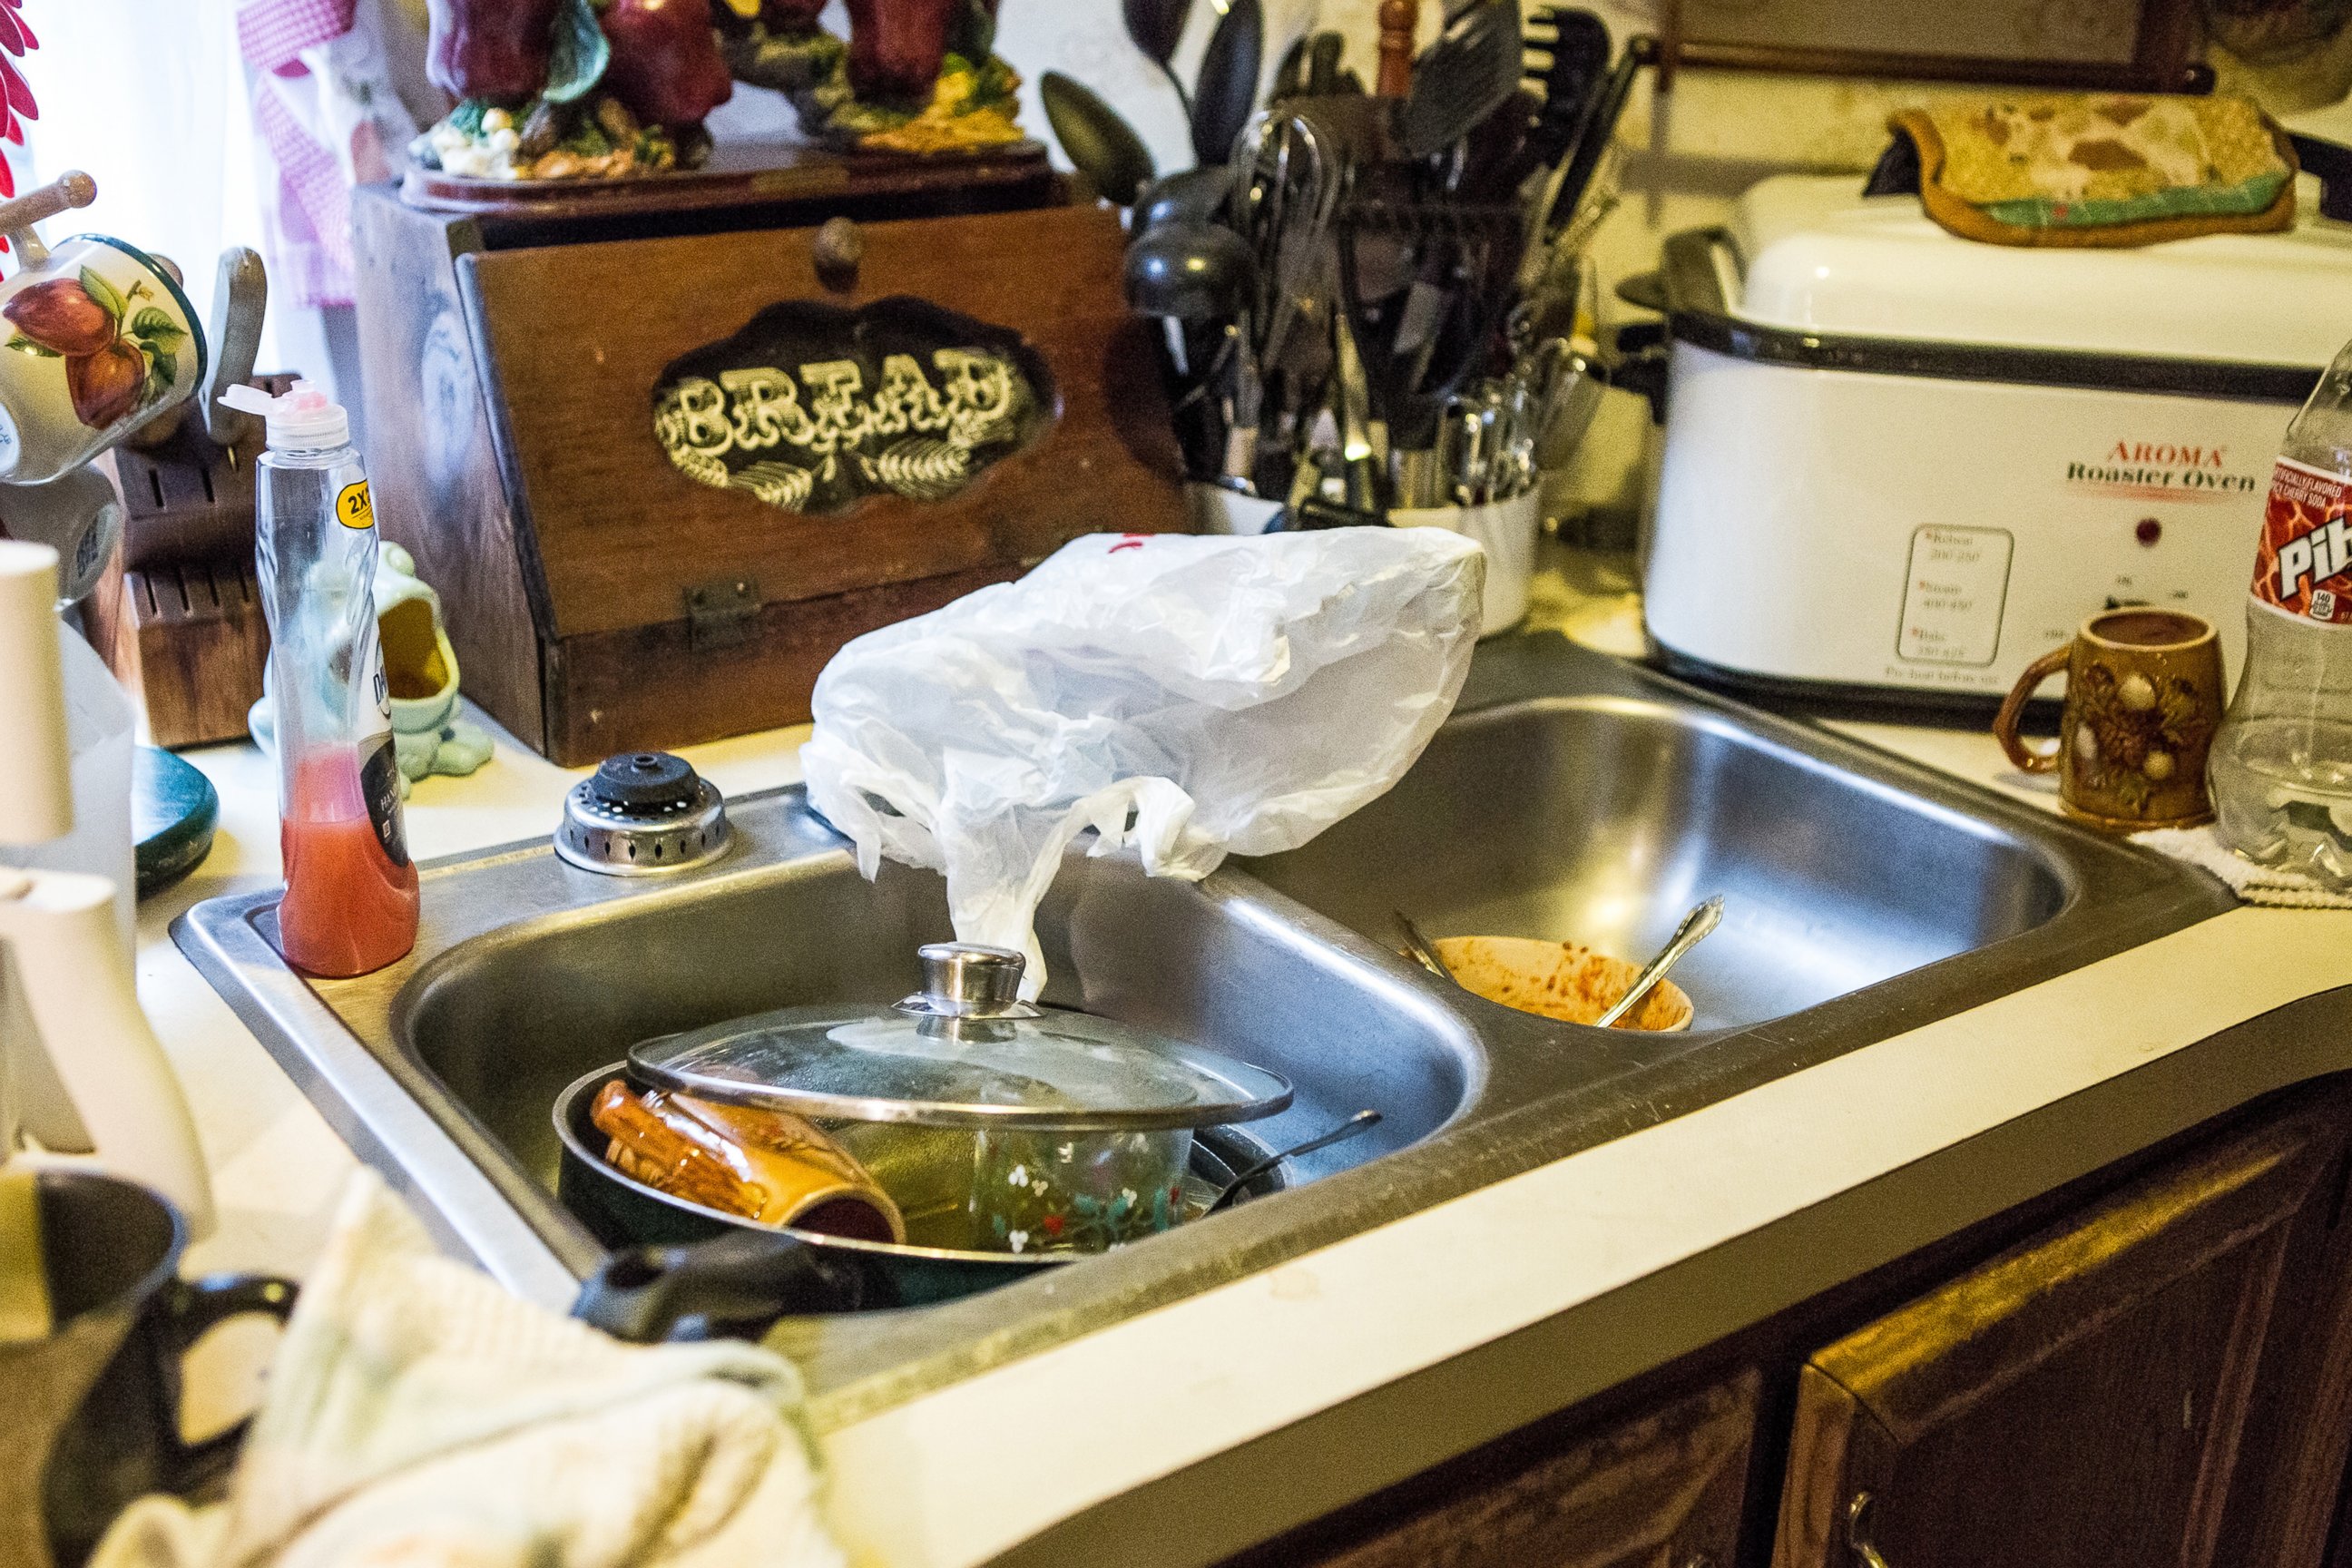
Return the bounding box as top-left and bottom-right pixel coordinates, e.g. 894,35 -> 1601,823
1993,608 -> 2225,831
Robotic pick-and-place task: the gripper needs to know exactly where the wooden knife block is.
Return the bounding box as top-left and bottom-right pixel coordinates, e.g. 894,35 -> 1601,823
83,376 -> 295,750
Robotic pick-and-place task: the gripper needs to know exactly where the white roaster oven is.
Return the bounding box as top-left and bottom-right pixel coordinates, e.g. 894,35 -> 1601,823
1640,171 -> 2352,705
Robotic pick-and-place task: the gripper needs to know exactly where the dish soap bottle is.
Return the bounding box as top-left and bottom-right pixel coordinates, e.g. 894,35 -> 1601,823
2211,340 -> 2352,887
224,380 -> 418,974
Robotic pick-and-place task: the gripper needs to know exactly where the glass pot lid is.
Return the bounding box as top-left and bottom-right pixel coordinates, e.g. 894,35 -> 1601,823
626,943 -> 1294,1132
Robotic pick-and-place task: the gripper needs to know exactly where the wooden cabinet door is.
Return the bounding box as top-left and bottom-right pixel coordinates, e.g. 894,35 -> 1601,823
1772,1109 -> 2344,1568
1230,1371 -> 1759,1568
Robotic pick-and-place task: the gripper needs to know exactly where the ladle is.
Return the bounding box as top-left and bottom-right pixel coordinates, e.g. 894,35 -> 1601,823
1123,220 -> 1259,323
1132,165 -> 1238,234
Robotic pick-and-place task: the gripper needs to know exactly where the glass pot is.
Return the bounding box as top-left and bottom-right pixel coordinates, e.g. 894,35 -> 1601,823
627,944 -> 1291,1256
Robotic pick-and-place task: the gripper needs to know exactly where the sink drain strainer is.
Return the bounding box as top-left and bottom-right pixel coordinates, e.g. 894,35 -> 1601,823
554,751 -> 731,876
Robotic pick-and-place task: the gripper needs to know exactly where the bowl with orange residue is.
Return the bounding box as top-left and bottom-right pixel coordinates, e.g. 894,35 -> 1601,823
1430,936 -> 1695,1032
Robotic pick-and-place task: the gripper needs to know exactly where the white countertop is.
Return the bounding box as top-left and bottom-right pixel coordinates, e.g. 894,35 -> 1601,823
132,556 -> 2352,1567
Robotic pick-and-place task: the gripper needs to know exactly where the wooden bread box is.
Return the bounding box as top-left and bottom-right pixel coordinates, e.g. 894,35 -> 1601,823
354,163 -> 1187,766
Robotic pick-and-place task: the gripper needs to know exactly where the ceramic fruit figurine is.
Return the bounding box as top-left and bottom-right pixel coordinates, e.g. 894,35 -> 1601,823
722,0 -> 1022,153
249,544 -> 492,796
426,0 -> 566,103
415,0 -> 1024,180
844,0 -> 975,99
601,0 -> 736,129
416,0 -> 710,181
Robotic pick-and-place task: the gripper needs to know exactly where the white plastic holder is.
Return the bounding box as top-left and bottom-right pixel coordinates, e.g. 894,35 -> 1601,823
0,543 -> 211,1234
0,868 -> 212,1233
1185,481 -> 1288,536
0,541 -> 69,842
1393,489 -> 1544,637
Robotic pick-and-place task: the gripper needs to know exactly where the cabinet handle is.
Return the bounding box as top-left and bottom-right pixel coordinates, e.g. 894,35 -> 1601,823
1846,1492 -> 1895,1568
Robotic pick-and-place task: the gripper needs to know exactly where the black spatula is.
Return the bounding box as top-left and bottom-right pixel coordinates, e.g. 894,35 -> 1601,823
1399,0 -> 1524,161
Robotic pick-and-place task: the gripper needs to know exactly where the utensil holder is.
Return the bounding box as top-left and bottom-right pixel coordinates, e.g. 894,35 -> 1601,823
1187,481 -> 1288,535
1393,490 -> 1541,636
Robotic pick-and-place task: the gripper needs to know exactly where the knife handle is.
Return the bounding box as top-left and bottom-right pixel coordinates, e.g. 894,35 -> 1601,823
1377,0 -> 1417,96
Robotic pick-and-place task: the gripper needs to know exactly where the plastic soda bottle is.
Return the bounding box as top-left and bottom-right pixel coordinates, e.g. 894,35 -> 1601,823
2211,340 -> 2352,888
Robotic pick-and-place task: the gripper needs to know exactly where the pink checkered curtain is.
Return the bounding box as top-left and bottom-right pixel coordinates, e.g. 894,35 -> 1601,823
239,0 -> 417,309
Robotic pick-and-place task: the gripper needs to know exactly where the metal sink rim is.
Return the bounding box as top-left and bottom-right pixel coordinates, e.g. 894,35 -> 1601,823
172,632 -> 2236,1424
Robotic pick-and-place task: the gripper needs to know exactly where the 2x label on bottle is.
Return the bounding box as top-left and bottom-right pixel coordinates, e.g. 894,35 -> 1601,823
336,480 -> 374,531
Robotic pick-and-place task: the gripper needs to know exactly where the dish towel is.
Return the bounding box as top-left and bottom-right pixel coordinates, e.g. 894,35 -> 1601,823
92,1171 -> 846,1568
2132,825 -> 2352,910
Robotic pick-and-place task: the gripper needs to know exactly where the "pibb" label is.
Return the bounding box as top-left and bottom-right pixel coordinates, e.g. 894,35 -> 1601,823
2252,457 -> 2352,625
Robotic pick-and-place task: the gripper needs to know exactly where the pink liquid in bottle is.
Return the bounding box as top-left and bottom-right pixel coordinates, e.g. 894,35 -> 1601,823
246,379 -> 419,977
276,746 -> 418,977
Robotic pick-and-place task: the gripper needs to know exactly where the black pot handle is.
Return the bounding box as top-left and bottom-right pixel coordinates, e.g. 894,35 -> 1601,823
2290,133 -> 2352,223
157,1273 -> 300,1494
572,1230 -> 876,1343
1863,128 -> 1922,198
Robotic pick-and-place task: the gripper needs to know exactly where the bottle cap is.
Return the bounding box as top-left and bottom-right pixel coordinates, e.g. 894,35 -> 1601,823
218,379 -> 349,450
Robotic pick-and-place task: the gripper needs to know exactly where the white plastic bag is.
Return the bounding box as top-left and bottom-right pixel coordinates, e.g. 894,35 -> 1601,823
801,528 -> 1485,993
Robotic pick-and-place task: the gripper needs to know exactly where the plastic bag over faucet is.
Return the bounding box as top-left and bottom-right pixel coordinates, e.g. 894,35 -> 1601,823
802,529 -> 1485,994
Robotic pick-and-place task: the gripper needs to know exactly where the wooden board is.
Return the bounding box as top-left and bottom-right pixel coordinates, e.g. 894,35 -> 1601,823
403,136 -> 1053,223
2208,1087 -> 2352,1568
111,426 -> 262,568
353,191 -> 551,750
1669,0 -> 2200,92
83,403 -> 284,750
458,201 -> 1185,643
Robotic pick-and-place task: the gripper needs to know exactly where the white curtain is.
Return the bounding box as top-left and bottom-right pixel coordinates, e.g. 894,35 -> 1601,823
18,0 -> 359,397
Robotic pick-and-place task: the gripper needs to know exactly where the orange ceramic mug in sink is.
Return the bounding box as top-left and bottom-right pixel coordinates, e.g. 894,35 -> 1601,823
1992,607 -> 2226,832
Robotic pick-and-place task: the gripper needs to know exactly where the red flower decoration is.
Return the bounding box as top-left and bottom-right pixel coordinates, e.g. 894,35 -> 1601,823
0,0 -> 40,239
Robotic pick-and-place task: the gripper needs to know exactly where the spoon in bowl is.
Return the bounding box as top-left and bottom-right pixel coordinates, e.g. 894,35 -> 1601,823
1594,897 -> 1723,1029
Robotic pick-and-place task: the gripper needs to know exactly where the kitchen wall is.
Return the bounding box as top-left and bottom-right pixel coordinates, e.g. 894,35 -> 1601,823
723,2 -> 2014,314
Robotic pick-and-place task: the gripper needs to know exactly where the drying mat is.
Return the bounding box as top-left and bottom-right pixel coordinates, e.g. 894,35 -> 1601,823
2132,825 -> 2352,909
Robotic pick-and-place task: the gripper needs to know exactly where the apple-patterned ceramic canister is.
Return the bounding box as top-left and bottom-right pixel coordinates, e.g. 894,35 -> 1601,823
0,235 -> 205,485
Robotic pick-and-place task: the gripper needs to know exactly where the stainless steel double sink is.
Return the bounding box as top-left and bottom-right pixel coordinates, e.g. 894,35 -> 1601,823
175,633 -> 2230,1420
